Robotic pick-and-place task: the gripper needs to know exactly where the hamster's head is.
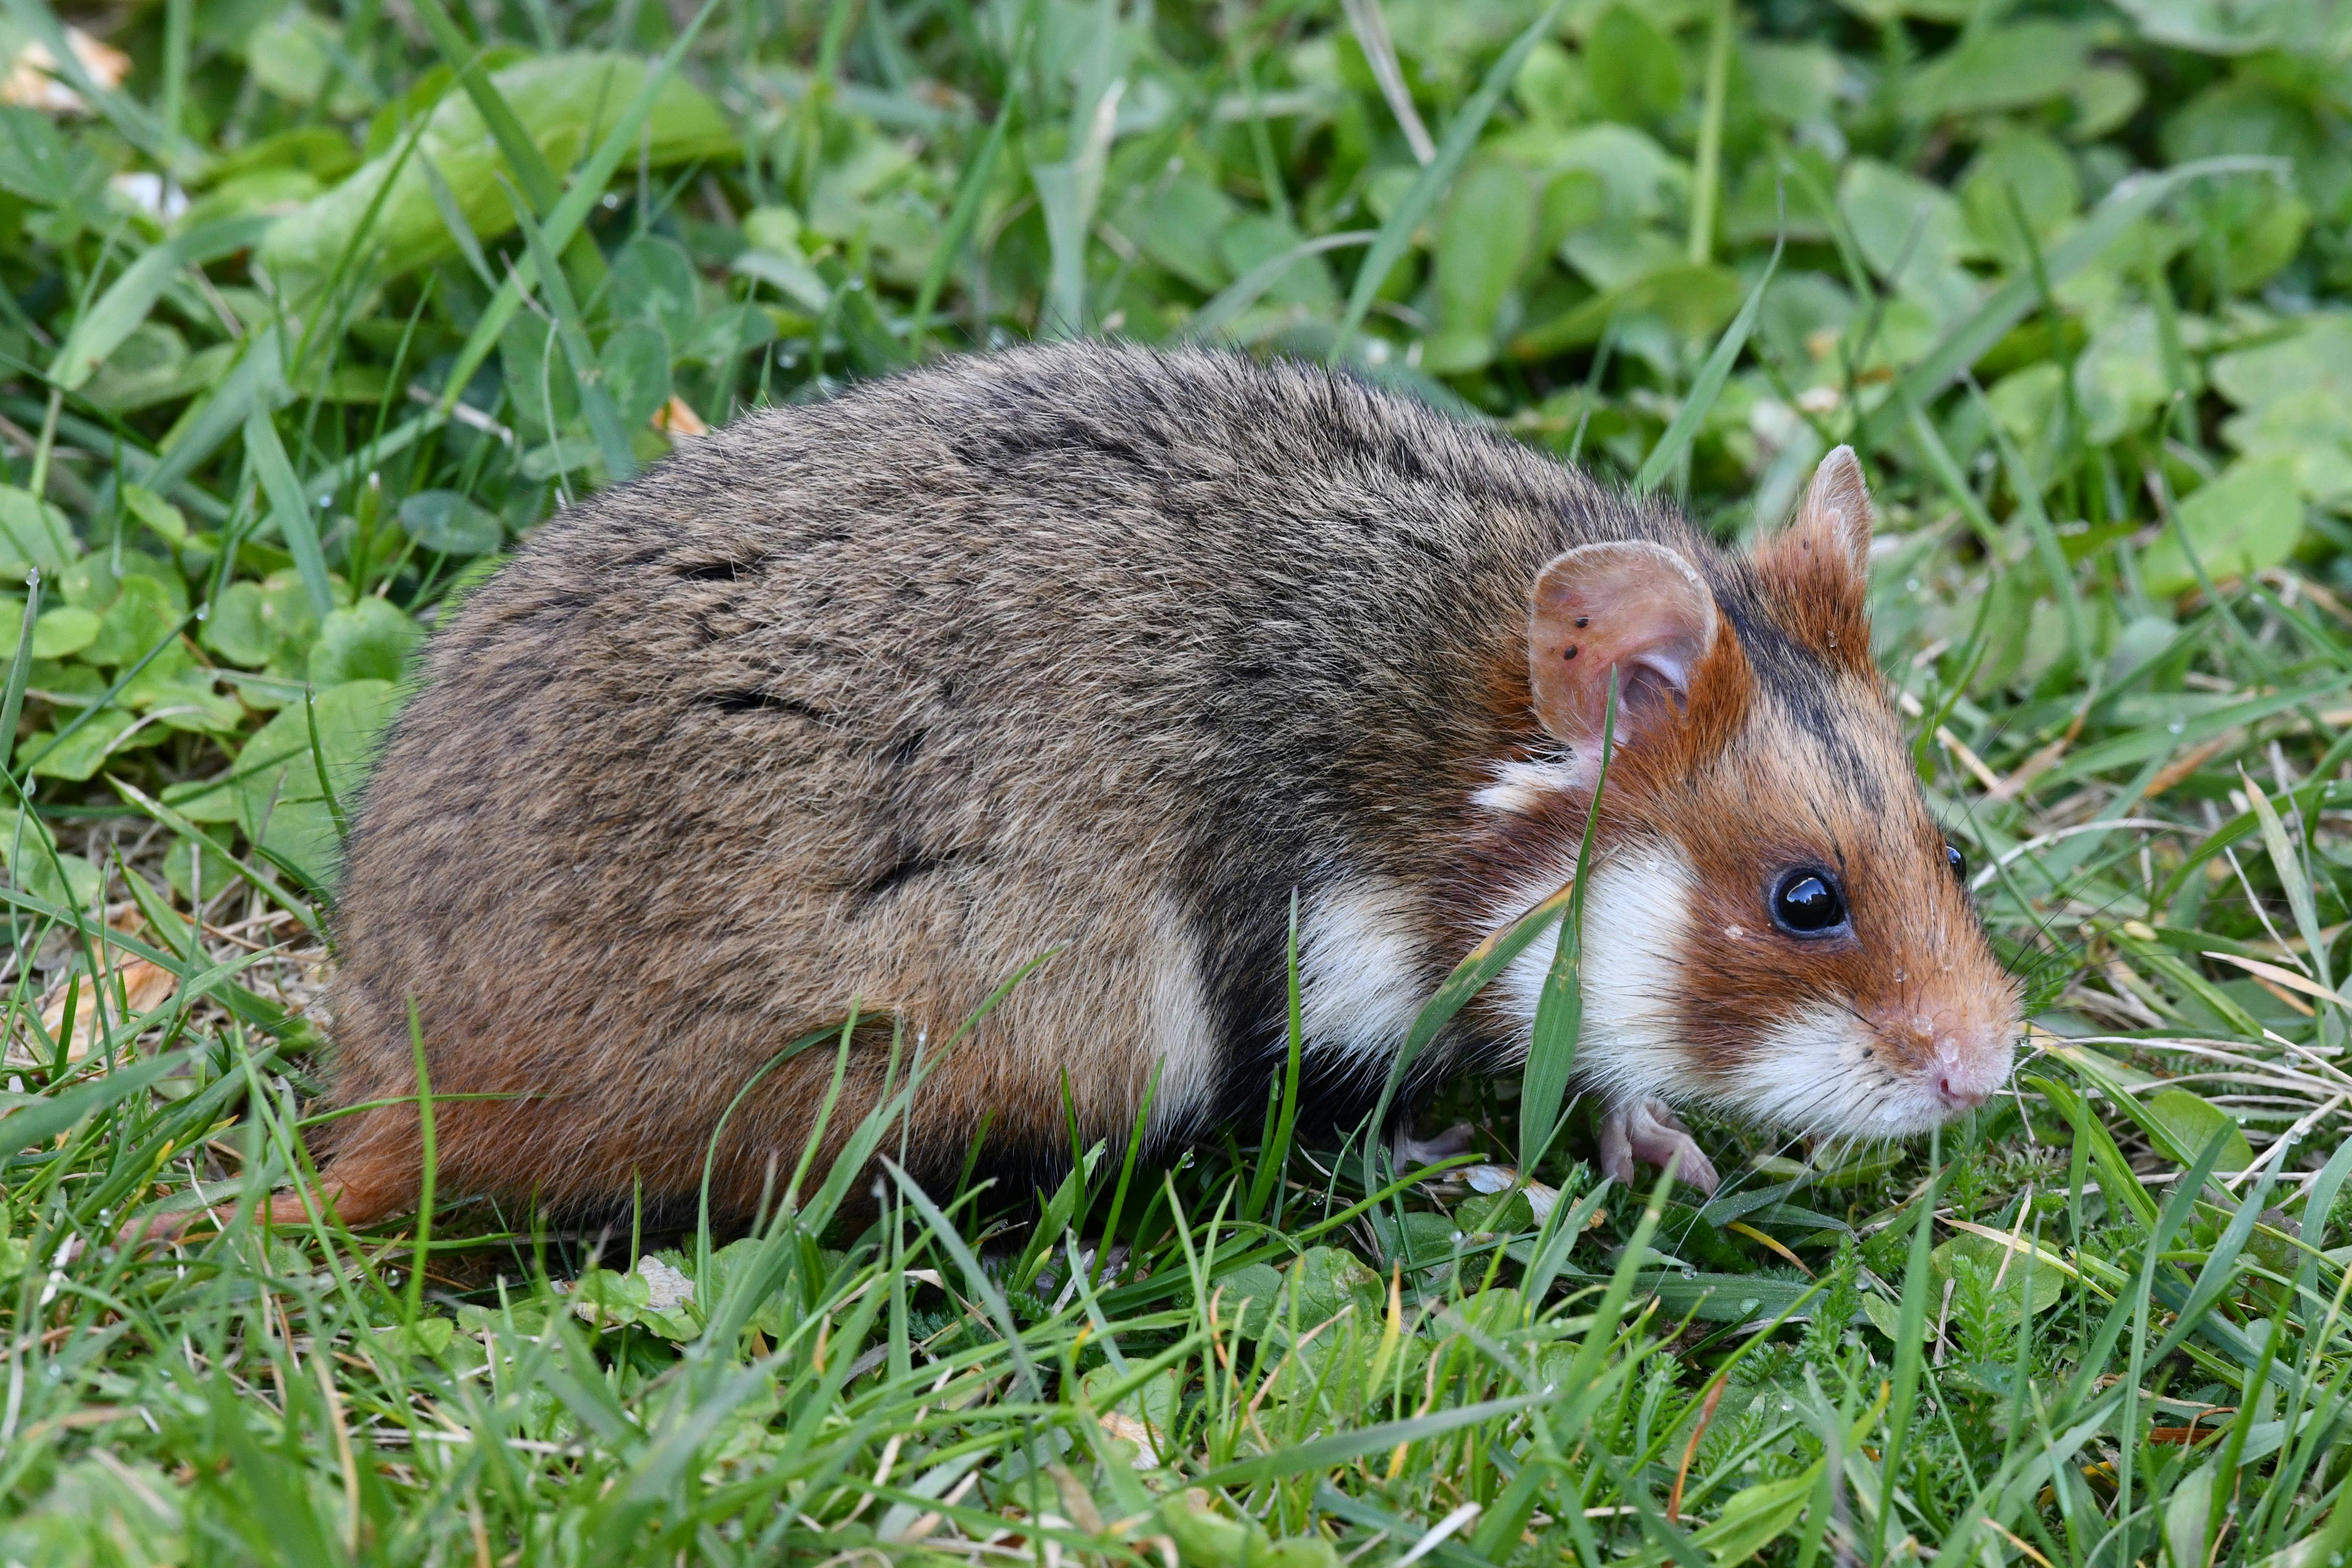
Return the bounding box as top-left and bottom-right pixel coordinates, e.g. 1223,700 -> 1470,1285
1479,447 -> 2020,1146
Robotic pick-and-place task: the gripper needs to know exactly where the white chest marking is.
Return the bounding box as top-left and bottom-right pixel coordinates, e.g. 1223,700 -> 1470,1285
1296,877 -> 1427,1084
1489,843 -> 1695,1105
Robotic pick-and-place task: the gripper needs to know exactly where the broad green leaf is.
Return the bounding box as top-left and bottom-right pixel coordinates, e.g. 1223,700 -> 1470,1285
25,707 -> 158,781
79,321 -> 195,412
1908,22 -> 2091,120
0,486 -> 77,580
1691,1467 -> 1816,1566
242,6 -> 352,108
1425,161 -> 1535,373
1585,4 -> 1682,124
599,322 -> 674,431
0,103 -> 108,209
307,598 -> 423,686
1131,169 -> 1240,288
2137,1086 -> 2255,1171
398,491 -> 502,556
218,678 -> 401,887
2209,313 -> 2352,413
258,54 -> 734,296
163,827 -> 237,904
2221,390 -> 2352,504
2164,1461 -> 2216,1568
1960,128 -> 2082,263
2114,0 -> 2327,53
1218,214 -> 1339,311
1276,1246 -> 1384,1332
2140,457 -> 2303,596
122,662 -> 240,733
199,573 -> 318,671
0,604 -> 98,660
1839,159 -> 1976,321
82,576 -> 181,668
1932,1231 -> 2065,1317
609,234 -> 701,344
120,486 -> 187,544
2072,308 -> 2176,446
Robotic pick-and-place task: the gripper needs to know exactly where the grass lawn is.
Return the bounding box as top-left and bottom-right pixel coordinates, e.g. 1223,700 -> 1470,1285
1,0 -> 2350,1562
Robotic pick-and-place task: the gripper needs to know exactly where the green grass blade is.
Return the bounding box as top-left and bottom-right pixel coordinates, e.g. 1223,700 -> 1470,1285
1184,230 -> 1376,345
403,0 -> 562,214
433,0 -> 722,418
1875,1129 -> 1941,1559
1519,679 -> 1614,1170
47,216 -> 274,391
1332,0 -> 1565,360
909,82 -> 1020,353
1636,236 -> 1779,493
243,409 -> 337,617
882,1155 -> 1044,1399
505,187 -> 639,485
1193,1391 -> 1545,1487
0,576 -> 39,778
0,1049 -> 185,1154
1361,882 -> 1574,1199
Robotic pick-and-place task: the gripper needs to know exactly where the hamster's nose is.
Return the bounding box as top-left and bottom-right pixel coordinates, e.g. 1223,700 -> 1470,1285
1932,1063 -> 1992,1111
1927,1037 -> 2008,1111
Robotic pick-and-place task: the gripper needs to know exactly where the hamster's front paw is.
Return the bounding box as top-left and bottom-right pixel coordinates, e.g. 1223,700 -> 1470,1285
1393,1121 -> 1480,1170
1597,1098 -> 1719,1196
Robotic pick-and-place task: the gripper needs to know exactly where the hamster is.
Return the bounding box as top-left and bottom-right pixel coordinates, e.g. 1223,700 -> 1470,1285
207,342 -> 2021,1235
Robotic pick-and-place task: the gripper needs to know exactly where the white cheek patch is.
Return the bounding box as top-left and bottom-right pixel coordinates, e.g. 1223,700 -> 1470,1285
1297,877 -> 1427,1083
1470,758 -> 1590,816
1487,844 -> 1694,1104
1715,1004 -> 1945,1139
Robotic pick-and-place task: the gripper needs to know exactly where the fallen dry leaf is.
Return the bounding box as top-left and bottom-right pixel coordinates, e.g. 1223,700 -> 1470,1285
651,395 -> 709,438
37,957 -> 178,1062
1097,1409 -> 1162,1467
2,27 -> 131,113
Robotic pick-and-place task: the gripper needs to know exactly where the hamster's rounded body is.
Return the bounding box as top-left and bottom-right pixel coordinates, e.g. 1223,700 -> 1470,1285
292,343 -> 2016,1229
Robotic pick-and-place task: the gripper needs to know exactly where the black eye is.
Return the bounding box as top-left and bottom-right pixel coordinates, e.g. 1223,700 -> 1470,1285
1771,869 -> 1848,935
1945,842 -> 1967,884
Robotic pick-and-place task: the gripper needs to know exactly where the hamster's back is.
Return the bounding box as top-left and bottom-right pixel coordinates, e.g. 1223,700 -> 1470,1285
320,343 -> 1623,1218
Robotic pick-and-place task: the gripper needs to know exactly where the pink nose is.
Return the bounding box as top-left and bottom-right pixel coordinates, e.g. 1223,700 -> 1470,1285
1933,1065 -> 1994,1111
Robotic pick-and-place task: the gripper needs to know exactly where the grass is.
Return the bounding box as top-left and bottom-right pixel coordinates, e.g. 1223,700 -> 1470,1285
1,0 -> 2351,1562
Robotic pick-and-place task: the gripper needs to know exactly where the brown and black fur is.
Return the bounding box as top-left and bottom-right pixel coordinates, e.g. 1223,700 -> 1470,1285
260,342 -> 2011,1233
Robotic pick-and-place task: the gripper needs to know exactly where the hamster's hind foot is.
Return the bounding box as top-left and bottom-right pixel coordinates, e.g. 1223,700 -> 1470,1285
1598,1098 -> 1718,1196
117,1150 -> 414,1251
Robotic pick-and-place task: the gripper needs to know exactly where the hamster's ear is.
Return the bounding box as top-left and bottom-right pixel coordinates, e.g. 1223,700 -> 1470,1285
1528,540 -> 1718,768
1755,445 -> 1876,669
1768,451 -> 1872,592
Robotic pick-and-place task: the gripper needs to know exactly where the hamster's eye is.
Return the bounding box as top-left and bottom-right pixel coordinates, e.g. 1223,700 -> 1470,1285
1944,841 -> 1966,884
1771,869 -> 1848,935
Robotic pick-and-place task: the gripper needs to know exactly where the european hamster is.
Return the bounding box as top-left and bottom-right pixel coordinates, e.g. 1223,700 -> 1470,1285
213,343 -> 2021,1233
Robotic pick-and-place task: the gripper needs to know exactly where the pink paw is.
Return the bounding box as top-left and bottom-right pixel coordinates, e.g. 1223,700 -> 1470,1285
1597,1098 -> 1719,1196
